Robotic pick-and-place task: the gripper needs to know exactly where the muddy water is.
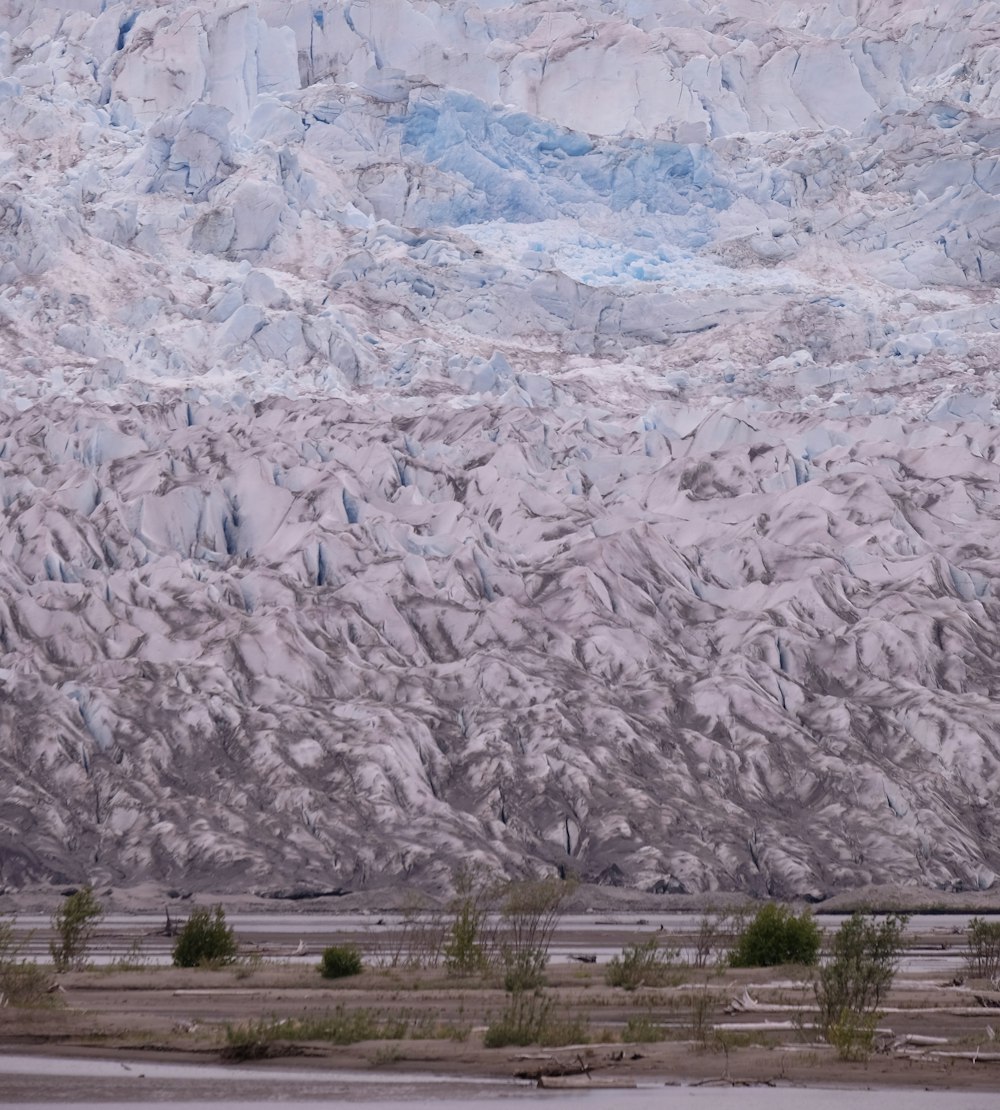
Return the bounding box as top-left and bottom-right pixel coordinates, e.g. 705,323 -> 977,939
293,1096 -> 998,1110
1,1051 -> 999,1109
0,1053 -> 515,1104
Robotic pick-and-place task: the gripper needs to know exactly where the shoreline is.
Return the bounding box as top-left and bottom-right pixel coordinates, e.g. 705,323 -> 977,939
4,1035 -> 1000,1100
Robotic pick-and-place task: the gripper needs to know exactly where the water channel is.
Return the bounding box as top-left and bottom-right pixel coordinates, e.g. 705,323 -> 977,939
9,911 -> 980,972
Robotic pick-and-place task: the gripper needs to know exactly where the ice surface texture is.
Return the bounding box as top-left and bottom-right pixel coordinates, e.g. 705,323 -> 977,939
0,0 -> 998,895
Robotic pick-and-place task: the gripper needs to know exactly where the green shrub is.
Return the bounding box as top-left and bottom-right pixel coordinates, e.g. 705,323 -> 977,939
728,903 -> 821,968
50,887 -> 104,972
605,938 -> 678,990
538,1014 -> 588,1047
623,1015 -> 667,1043
482,988 -> 587,1048
319,944 -> 363,979
689,988 -> 716,1045
172,905 -> 239,968
816,912 -> 906,1025
826,1009 -> 880,1061
815,912 -> 907,1060
965,917 -> 1000,980
498,877 -> 571,992
1,960 -> 52,1007
0,919 -> 51,1006
222,1005 -> 474,1058
444,899 -> 487,976
220,1029 -> 274,1062
483,990 -> 552,1047
228,1006 -> 406,1048
443,868 -> 495,977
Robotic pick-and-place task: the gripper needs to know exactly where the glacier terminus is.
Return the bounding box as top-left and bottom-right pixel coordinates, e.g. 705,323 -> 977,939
0,0 -> 999,900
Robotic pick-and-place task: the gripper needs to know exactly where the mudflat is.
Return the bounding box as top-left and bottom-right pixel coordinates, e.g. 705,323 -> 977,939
3,924 -> 999,1101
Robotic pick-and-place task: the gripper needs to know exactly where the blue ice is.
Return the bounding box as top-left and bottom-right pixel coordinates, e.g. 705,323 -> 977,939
399,91 -> 732,227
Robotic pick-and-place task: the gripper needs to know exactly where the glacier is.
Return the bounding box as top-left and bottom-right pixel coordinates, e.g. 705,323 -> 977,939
0,0 -> 999,898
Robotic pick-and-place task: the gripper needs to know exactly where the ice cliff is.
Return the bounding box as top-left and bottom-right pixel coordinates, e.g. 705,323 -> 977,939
1,0 -> 999,897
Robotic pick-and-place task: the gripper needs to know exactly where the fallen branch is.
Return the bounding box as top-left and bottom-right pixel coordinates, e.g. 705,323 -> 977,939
514,1052 -> 595,1081
894,1034 -> 950,1047
726,990 -> 816,1014
538,1075 -> 636,1090
923,1050 -> 1000,1063
713,1021 -> 815,1033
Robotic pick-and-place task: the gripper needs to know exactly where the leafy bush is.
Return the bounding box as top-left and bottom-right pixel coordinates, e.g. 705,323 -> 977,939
483,989 -> 587,1048
172,905 -> 239,968
444,869 -> 496,976
728,903 -> 821,968
498,877 -> 571,992
826,1009 -> 880,1061
50,887 -> 104,972
815,912 -> 908,1060
444,899 -> 487,976
484,990 -> 551,1047
605,938 -> 679,990
319,944 -> 363,979
965,917 -> 1000,980
0,919 -> 51,1007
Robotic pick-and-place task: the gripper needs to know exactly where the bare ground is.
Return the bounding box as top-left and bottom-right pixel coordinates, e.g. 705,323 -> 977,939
3,942 -> 1000,1100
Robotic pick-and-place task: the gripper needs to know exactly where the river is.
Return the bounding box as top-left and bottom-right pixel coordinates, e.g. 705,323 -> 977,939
1,1055 -> 999,1109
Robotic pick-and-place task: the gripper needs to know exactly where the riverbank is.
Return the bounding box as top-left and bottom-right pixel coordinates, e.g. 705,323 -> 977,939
4,1053 -> 1000,1110
3,953 -> 999,1098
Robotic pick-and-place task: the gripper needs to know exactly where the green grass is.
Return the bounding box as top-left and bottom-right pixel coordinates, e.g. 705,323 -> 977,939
605,939 -> 681,990
622,1015 -> 668,1043
223,1004 -> 468,1058
483,991 -> 589,1048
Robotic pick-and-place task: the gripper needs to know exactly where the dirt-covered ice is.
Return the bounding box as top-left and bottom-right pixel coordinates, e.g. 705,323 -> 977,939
1,0 -> 999,897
